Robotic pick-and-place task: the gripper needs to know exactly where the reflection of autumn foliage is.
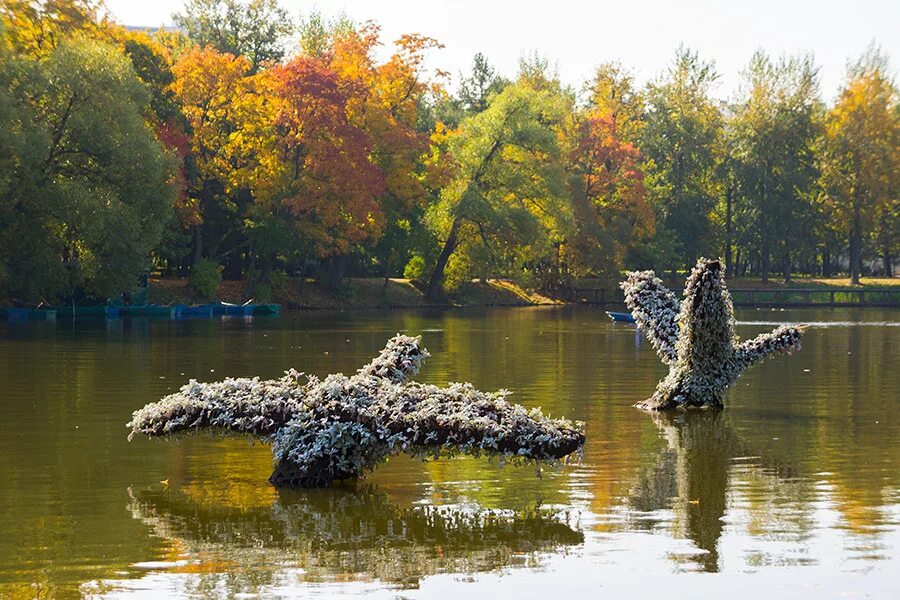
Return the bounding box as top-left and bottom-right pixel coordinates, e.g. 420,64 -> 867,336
128,484 -> 583,589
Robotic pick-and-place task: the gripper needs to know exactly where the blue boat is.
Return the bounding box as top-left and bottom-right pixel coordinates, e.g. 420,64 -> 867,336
1,307 -> 57,321
198,302 -> 255,316
28,309 -> 56,320
606,311 -> 636,324
252,303 -> 281,315
120,304 -> 176,318
1,307 -> 30,321
37,305 -> 119,318
220,302 -> 254,316
174,304 -> 214,318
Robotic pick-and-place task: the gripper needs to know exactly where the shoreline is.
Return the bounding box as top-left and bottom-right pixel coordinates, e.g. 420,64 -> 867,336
149,277 -> 564,311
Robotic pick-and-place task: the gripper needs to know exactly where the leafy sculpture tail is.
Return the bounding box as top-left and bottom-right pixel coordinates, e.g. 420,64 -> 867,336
128,335 -> 585,488
621,258 -> 803,410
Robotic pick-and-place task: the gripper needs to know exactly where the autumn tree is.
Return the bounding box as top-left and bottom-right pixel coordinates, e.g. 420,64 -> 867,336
0,0 -> 109,55
299,23 -> 440,286
821,49 -> 899,282
730,52 -> 821,282
586,62 -> 645,143
173,0 -> 294,73
268,55 -> 385,287
170,46 -> 276,267
563,109 -> 652,276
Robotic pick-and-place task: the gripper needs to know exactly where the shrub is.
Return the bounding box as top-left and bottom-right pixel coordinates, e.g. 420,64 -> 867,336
188,259 -> 221,301
403,255 -> 427,287
443,252 -> 471,293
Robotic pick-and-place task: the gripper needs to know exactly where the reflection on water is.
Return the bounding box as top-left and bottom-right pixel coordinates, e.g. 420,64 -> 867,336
122,483 -> 582,594
0,306 -> 898,598
628,412 -> 732,572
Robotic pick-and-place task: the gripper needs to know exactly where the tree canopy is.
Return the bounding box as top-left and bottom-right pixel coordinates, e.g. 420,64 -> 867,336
0,1 -> 897,304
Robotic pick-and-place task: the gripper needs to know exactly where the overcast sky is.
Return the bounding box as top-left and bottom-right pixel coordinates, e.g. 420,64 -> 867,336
105,0 -> 899,102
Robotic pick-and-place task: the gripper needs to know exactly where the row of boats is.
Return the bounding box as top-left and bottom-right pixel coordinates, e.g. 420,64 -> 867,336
1,301 -> 281,321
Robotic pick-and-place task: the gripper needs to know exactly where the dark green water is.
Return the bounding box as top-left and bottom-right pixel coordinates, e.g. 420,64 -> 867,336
1,307 -> 898,599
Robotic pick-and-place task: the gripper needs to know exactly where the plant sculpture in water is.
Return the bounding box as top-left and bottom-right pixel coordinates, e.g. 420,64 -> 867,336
128,335 -> 585,487
622,258 -> 803,410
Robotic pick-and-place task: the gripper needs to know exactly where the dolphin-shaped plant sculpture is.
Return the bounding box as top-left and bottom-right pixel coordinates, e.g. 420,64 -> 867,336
622,258 -> 803,410
128,335 -> 585,488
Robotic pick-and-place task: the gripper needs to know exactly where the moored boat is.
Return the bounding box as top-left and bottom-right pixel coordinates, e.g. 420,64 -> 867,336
220,302 -> 254,316
173,304 -> 214,318
119,304 -> 176,318
36,305 -> 119,318
252,303 -> 281,315
605,311 -> 636,323
1,307 -> 30,320
28,309 -> 56,320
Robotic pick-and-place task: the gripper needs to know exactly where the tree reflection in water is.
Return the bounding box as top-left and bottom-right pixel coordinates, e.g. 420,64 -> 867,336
126,484 -> 584,593
628,411 -> 732,572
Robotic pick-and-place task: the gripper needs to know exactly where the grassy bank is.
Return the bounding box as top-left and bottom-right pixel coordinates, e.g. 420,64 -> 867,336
725,276 -> 899,289
149,277 -> 560,310
567,275 -> 899,307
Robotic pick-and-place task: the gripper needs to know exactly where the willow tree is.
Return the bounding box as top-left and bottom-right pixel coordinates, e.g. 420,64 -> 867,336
821,49 -> 899,282
0,36 -> 175,301
424,82 -> 568,300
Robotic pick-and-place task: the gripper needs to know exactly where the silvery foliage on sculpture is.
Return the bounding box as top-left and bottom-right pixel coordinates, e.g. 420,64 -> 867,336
128,334 -> 585,487
622,258 -> 803,410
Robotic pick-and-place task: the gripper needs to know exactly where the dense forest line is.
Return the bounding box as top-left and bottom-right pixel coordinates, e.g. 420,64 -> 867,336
0,0 -> 897,304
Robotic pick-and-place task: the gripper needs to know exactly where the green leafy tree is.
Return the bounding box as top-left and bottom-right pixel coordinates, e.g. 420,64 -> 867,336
424,82 -> 568,300
730,51 -> 821,282
459,52 -> 508,114
172,0 -> 294,73
0,37 -> 175,301
640,47 -> 723,272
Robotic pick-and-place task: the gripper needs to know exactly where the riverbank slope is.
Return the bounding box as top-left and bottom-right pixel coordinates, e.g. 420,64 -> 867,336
149,277 -> 560,310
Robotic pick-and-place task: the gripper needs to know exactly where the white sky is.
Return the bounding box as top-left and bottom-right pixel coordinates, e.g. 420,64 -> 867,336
105,0 -> 899,102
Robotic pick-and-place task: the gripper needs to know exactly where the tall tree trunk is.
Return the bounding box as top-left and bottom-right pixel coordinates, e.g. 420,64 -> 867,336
782,252 -> 791,284
724,185 -> 733,279
426,217 -> 461,302
883,246 -> 893,278
850,203 -> 862,285
327,254 -> 349,291
760,238 -> 770,284
192,224 -> 203,266
297,258 -> 307,293
821,246 -> 830,277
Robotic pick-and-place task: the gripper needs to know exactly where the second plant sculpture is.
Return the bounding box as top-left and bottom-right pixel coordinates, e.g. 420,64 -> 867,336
129,335 -> 585,488
622,258 -> 803,410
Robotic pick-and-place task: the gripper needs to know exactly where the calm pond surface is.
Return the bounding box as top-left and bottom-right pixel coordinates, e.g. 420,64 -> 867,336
1,306 -> 898,599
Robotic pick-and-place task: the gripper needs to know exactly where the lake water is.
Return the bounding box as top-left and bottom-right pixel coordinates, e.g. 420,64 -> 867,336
1,306 -> 898,599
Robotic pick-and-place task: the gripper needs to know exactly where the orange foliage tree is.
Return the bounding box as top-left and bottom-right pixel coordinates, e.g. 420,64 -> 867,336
563,109 -> 652,276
